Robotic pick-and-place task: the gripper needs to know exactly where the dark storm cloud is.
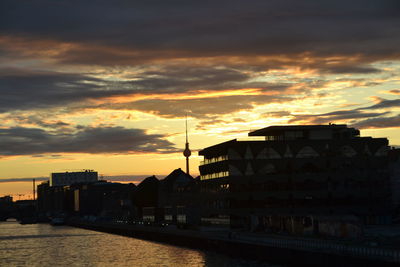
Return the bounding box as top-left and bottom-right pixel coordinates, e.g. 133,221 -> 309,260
1,0 -> 399,67
388,90 -> 400,95
285,97 -> 400,129
359,98 -> 400,110
0,66 -> 294,114
0,68 -> 130,112
0,126 -> 177,156
0,67 -> 217,112
3,113 -> 71,129
316,65 -> 382,75
101,94 -> 292,119
1,1 -> 399,130
289,110 -> 390,125
352,114 -> 400,129
123,66 -> 251,93
122,65 -> 296,94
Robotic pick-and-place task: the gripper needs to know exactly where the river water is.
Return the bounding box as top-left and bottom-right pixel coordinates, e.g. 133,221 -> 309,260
0,221 -> 278,267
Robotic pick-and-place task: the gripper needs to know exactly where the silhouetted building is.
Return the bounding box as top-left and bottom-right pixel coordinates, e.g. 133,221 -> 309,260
50,170 -> 98,186
38,177 -> 137,220
37,181 -> 68,215
199,125 -> 393,236
389,148 -> 400,222
0,196 -> 14,221
135,175 -> 160,222
37,181 -> 50,212
68,181 -> 136,220
38,170 -> 99,215
158,168 -> 200,226
0,195 -> 13,203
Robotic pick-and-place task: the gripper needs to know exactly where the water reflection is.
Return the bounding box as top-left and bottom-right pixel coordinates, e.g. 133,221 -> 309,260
0,222 -> 278,266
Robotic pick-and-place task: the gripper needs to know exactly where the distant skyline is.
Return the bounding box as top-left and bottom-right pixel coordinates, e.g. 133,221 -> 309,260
1,1 -> 400,196
1,174 -> 165,200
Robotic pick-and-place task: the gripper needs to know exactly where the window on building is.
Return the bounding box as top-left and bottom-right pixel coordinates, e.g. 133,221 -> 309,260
284,131 -> 303,140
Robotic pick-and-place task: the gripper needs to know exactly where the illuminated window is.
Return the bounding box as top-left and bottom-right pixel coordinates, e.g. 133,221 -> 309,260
200,171 -> 229,180
200,155 -> 228,165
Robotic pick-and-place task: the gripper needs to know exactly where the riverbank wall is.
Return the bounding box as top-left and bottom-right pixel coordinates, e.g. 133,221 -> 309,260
68,220 -> 400,266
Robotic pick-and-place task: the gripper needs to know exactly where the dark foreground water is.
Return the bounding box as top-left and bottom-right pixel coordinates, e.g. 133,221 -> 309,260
0,221 -> 279,267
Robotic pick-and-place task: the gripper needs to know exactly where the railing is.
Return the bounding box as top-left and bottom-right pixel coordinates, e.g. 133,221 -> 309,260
230,233 -> 400,263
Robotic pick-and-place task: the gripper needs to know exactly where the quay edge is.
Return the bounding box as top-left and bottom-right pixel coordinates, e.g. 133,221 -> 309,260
67,220 -> 400,267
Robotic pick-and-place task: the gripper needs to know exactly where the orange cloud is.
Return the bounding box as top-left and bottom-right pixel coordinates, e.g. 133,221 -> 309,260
97,88 -> 265,104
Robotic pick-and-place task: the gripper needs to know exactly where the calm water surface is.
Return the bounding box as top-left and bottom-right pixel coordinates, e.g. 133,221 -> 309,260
0,221 -> 279,267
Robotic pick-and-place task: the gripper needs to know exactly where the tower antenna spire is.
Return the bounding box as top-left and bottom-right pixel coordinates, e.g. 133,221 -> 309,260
183,114 -> 191,175
185,114 -> 188,143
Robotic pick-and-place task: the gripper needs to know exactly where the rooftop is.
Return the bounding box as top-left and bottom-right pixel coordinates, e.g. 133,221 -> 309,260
248,124 -> 348,136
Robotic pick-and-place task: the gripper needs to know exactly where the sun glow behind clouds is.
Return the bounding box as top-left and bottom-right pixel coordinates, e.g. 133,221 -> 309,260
97,88 -> 263,104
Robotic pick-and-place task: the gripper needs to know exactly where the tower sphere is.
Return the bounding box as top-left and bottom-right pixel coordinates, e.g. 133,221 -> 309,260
183,146 -> 191,157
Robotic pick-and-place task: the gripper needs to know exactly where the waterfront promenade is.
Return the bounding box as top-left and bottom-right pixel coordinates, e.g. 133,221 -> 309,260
69,219 -> 400,266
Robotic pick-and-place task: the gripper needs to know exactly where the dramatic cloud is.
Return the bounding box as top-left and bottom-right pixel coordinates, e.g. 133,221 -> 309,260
0,1 -> 398,71
100,93 -> 293,119
0,126 -> 177,156
388,90 -> 400,95
1,113 -> 71,129
1,0 -> 400,166
0,69 -> 125,113
284,97 -> 400,129
0,66 -> 296,116
2,1 -> 399,52
289,110 -> 391,125
122,66 -> 251,92
359,98 -> 400,110
352,114 -> 400,129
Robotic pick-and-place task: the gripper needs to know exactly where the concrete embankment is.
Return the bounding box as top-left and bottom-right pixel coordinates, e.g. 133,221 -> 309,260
68,220 -> 400,266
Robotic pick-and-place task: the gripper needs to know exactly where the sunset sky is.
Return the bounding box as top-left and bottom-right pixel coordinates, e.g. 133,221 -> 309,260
1,1 -> 400,198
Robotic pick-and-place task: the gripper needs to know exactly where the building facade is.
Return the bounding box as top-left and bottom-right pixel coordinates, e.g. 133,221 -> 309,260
158,168 -> 200,226
199,125 -> 394,235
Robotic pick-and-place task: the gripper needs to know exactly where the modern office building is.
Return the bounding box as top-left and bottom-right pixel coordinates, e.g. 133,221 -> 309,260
198,124 -> 394,236
50,170 -> 98,186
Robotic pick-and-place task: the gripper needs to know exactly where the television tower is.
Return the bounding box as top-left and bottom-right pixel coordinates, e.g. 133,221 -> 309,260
183,116 -> 191,175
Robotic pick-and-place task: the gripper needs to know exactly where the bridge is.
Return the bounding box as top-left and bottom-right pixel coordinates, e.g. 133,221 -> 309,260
0,200 -> 37,221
